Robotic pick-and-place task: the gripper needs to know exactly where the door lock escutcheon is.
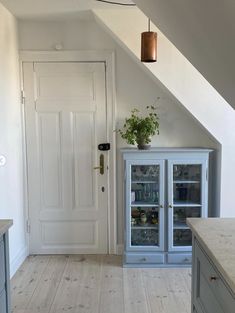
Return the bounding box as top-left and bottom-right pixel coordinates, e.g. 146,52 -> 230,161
93,154 -> 104,175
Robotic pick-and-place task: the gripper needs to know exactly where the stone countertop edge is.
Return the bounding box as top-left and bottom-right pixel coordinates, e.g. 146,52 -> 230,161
187,218 -> 235,298
0,219 -> 13,237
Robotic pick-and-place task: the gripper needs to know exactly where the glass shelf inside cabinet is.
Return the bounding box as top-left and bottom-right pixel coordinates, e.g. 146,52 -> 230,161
173,206 -> 201,247
132,164 -> 159,181
131,165 -> 159,205
173,207 -> 201,229
173,229 -> 192,246
131,207 -> 159,246
173,164 -> 202,206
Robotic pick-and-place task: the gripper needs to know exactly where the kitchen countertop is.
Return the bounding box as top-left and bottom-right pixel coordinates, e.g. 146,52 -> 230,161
0,219 -> 13,237
187,218 -> 235,297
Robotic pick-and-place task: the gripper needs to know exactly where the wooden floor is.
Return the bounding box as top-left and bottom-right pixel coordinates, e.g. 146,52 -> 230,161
11,255 -> 191,313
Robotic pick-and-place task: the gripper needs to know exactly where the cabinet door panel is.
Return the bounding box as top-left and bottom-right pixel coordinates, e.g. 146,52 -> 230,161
126,160 -> 164,252
0,238 -> 5,293
0,288 -> 7,313
168,160 -> 208,252
196,269 -> 224,313
193,240 -> 235,313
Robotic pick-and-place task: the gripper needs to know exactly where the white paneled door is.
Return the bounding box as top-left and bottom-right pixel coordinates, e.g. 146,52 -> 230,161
23,62 -> 108,254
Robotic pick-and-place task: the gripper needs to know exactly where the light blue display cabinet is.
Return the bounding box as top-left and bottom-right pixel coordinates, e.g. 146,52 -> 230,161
122,148 -> 212,267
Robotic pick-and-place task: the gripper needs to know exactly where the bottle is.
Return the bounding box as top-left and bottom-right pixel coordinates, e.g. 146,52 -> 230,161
151,209 -> 158,224
140,212 -> 147,224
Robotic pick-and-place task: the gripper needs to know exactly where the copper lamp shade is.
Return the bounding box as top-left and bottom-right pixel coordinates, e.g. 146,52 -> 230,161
141,19 -> 157,63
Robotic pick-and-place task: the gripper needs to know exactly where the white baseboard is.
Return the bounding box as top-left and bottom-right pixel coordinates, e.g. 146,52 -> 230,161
116,244 -> 123,255
10,245 -> 28,278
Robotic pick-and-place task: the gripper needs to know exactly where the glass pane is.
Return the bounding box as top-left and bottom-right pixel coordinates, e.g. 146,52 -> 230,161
131,207 -> 159,246
131,183 -> 159,204
173,207 -> 201,228
131,207 -> 159,227
173,164 -> 201,181
131,165 -> 159,205
173,229 -> 192,246
131,165 -> 159,182
173,183 -> 201,205
131,229 -> 159,246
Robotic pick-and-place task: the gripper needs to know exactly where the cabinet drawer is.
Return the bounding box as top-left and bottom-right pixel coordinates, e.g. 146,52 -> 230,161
0,288 -> 7,313
168,253 -> 191,264
194,240 -> 235,313
125,253 -> 164,264
0,238 -> 5,292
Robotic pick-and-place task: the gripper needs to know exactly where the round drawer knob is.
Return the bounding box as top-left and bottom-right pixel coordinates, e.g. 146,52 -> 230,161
210,276 -> 217,282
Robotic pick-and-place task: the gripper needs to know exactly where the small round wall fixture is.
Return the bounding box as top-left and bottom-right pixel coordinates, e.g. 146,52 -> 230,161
141,19 -> 157,63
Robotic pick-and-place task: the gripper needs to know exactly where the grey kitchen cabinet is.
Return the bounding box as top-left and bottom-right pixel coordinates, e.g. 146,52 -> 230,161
122,148 -> 211,267
188,218 -> 235,313
0,220 -> 13,313
192,239 -> 235,313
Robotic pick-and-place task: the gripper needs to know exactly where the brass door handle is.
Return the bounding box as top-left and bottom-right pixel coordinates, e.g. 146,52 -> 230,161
93,154 -> 104,175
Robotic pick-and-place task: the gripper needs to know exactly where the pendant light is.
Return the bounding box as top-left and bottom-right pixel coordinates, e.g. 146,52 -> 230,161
141,18 -> 157,63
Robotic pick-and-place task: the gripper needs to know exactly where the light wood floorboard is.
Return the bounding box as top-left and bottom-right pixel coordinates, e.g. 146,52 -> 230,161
11,256 -> 191,313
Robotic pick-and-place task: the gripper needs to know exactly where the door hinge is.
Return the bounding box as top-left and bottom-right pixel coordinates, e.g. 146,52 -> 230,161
21,90 -> 25,105
26,219 -> 31,233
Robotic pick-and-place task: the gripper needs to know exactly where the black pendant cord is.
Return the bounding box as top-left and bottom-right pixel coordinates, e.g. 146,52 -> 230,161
96,0 -> 136,6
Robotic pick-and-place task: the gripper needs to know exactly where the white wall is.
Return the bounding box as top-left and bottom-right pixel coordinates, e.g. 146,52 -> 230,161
0,3 -> 27,276
94,8 -> 235,219
18,18 -> 218,244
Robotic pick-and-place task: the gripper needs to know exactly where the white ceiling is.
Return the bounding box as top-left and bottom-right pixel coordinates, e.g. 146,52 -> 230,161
0,0 -> 135,20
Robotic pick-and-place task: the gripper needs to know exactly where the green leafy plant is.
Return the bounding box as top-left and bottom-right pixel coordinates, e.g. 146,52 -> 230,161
118,105 -> 160,147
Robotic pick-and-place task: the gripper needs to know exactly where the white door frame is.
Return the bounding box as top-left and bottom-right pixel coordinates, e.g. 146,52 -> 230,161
20,50 -> 117,254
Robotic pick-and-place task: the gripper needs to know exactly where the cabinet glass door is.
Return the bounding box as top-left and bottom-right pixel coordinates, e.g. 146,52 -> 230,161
168,162 -> 206,251
126,161 -> 164,251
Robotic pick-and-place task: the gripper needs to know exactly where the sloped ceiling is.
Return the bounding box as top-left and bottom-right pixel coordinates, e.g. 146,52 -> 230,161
2,0 -> 235,109
0,0 -> 134,19
134,0 -> 235,109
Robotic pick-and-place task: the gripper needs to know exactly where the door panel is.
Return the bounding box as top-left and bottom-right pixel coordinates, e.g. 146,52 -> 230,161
23,62 -> 108,254
41,221 -> 97,246
73,112 -> 95,209
39,112 -> 62,209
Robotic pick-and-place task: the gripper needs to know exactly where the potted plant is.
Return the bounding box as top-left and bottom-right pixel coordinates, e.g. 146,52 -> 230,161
118,105 -> 160,149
